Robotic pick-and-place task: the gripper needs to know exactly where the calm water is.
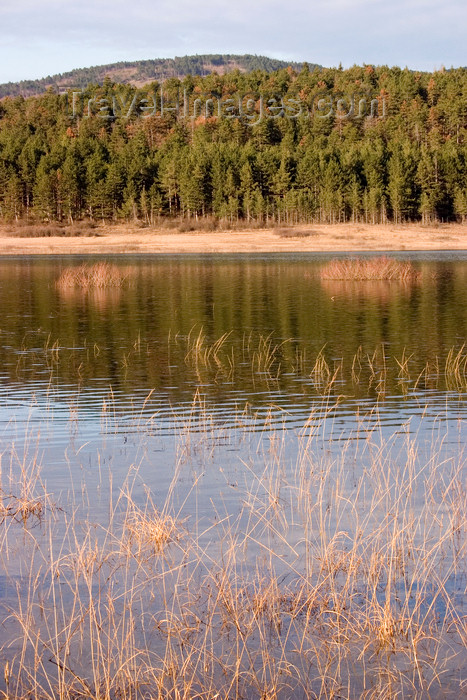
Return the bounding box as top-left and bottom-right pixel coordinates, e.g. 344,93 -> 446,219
0,253 -> 465,696
1,252 -> 467,428
0,252 -> 466,512
0,252 -> 466,519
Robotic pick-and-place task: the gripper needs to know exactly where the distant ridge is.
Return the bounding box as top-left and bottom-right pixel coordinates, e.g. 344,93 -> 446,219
0,54 -> 320,99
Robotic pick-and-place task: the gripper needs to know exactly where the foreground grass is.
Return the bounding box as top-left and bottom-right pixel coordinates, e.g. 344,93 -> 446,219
0,398 -> 465,699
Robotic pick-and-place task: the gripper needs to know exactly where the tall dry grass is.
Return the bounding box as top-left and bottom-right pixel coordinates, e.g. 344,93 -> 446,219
56,262 -> 129,289
0,395 -> 465,699
2,221 -> 98,237
171,329 -> 467,399
320,256 -> 421,281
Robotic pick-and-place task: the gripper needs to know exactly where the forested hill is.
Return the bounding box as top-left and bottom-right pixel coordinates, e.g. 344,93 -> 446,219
0,55 -> 313,99
0,64 -> 466,225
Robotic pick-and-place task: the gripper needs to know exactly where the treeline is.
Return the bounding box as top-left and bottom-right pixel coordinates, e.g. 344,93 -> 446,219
0,54 -> 308,99
0,64 -> 466,225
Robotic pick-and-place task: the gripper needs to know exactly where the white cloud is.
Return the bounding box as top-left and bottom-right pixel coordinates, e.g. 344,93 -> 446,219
0,0 -> 465,82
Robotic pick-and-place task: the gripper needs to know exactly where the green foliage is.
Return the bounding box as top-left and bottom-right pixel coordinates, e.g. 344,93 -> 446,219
0,64 -> 466,224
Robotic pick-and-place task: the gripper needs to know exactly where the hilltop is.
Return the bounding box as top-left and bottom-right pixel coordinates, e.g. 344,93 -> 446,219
0,54 -> 319,99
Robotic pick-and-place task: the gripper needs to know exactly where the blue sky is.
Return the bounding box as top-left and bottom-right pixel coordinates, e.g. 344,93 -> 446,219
0,0 -> 465,83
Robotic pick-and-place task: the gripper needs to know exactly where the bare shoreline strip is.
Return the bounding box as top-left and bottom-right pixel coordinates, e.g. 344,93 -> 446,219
0,223 -> 466,255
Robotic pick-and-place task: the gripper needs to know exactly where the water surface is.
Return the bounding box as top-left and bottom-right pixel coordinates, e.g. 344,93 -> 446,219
0,253 -> 465,697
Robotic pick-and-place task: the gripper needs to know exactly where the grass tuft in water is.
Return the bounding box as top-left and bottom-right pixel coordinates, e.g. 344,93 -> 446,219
56,262 -> 128,289
320,256 -> 421,281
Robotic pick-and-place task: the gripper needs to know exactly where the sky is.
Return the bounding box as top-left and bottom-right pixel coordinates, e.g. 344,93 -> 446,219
0,0 -> 465,84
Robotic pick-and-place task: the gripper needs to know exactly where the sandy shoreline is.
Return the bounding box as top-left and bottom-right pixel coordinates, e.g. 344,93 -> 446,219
0,222 -> 466,255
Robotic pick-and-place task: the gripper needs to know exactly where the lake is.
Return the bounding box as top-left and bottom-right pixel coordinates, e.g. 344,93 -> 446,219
0,253 -> 465,699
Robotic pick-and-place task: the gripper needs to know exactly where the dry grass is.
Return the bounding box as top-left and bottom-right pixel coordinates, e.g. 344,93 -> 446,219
0,342 -> 466,698
2,221 -> 98,237
56,262 -> 129,289
0,440 -> 51,526
0,492 -> 44,524
170,331 -> 467,398
176,328 -> 290,382
0,398 -> 464,700
445,344 -> 467,391
154,216 -> 267,233
320,256 -> 421,281
274,227 -> 317,238
183,327 -> 233,371
123,500 -> 184,554
1,222 -> 467,255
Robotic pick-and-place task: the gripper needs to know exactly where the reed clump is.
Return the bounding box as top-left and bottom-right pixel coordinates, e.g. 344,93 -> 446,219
320,256 -> 421,281
0,491 -> 44,524
0,439 -> 51,527
56,262 -> 129,289
124,504 -> 184,554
